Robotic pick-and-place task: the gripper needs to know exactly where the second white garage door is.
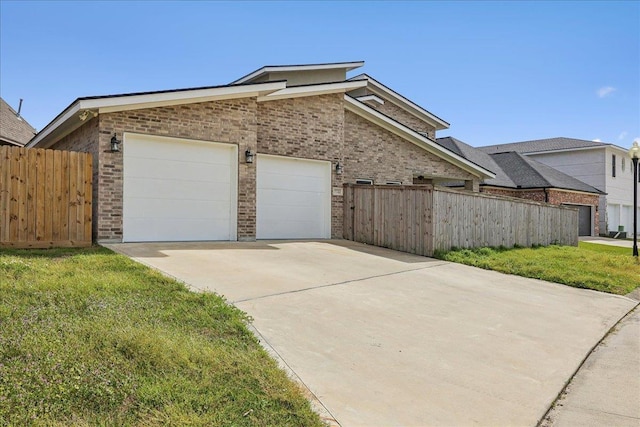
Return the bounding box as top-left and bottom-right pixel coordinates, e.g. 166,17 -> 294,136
123,133 -> 237,242
257,155 -> 331,239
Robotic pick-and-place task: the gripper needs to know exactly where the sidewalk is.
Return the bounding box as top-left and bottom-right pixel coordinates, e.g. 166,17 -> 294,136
580,236 -> 634,249
541,300 -> 640,427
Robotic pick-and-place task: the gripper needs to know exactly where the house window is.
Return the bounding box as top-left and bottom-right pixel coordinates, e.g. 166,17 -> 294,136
386,181 -> 402,185
622,158 -> 625,172
612,154 -> 616,177
355,179 -> 374,185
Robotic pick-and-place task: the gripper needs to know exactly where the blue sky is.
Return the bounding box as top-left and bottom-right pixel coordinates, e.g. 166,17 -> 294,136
1,1 -> 638,148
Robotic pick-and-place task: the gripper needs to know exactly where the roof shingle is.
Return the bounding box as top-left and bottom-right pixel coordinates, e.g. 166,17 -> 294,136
0,97 -> 36,146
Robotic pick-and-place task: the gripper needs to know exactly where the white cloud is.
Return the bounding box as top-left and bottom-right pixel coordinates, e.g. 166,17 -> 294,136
597,86 -> 616,98
619,131 -> 628,140
592,138 -> 602,142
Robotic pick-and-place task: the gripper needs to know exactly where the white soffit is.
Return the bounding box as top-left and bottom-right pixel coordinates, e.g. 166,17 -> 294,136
356,94 -> 385,107
344,96 -> 495,179
28,81 -> 286,148
257,80 -> 368,102
232,61 -> 365,84
351,74 -> 450,130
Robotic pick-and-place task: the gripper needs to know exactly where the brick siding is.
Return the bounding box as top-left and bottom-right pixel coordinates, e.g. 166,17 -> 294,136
50,117 -> 100,239
257,94 -> 345,237
50,93 -> 484,242
374,100 -> 436,139
344,110 -> 476,185
482,187 -> 600,235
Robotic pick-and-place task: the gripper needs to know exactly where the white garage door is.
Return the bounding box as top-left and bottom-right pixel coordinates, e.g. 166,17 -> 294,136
257,155 -> 331,239
123,133 -> 237,242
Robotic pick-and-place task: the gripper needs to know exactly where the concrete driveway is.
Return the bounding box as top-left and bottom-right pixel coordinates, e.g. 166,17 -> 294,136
107,240 -> 637,426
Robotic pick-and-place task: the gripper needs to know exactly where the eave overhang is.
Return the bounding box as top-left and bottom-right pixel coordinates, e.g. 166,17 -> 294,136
257,80 -> 368,102
350,74 -> 450,130
28,81 -> 287,149
231,61 -> 365,84
345,96 -> 495,180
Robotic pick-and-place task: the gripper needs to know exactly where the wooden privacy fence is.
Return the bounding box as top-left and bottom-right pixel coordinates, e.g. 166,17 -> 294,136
1,146 -> 92,248
343,184 -> 578,257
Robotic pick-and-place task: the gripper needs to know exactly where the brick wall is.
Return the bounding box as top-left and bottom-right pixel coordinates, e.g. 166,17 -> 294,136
374,100 -> 436,139
50,117 -> 100,239
482,187 -> 600,235
548,189 -> 600,235
344,110 -> 477,186
257,94 -> 345,237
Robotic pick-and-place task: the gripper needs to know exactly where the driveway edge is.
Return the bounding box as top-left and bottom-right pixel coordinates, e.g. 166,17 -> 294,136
537,300 -> 640,427
245,323 -> 341,427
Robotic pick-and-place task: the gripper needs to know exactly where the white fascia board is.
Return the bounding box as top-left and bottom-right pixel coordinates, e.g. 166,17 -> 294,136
257,80 -> 368,102
232,61 -> 365,84
28,81 -> 286,148
344,96 -> 495,179
356,94 -> 385,106
27,103 -> 81,147
354,74 -> 450,130
91,81 -> 286,113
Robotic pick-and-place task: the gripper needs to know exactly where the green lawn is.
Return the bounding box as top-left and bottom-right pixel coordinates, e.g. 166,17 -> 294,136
434,242 -> 640,295
0,246 -> 323,427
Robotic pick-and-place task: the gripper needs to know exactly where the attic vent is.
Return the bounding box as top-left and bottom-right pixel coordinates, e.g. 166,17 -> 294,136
356,94 -> 384,108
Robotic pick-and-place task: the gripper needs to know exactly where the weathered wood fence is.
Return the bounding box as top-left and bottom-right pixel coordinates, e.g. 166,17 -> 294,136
1,146 -> 92,248
343,184 -> 578,256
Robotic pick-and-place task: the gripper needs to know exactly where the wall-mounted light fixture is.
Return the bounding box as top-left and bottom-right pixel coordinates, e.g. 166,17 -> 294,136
335,162 -> 343,175
110,133 -> 121,152
245,150 -> 255,164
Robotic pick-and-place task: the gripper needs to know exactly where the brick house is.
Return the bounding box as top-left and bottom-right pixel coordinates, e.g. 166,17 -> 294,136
27,61 -> 494,243
436,137 -> 603,236
480,137 -> 636,236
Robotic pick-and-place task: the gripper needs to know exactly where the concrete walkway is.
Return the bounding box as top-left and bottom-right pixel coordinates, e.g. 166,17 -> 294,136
541,305 -> 640,427
106,240 -> 638,426
580,236 -> 634,248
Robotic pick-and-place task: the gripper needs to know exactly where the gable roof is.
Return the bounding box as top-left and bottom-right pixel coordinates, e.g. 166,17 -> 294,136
479,137 -> 625,155
231,61 -> 365,85
345,97 -> 495,180
436,136 -> 603,194
348,73 -> 449,130
0,97 -> 36,146
490,152 -> 604,194
28,81 -> 288,148
436,137 -> 512,187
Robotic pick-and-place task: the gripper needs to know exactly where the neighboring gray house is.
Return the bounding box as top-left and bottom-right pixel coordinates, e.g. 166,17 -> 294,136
0,97 -> 36,146
480,137 -> 637,236
436,137 -> 603,236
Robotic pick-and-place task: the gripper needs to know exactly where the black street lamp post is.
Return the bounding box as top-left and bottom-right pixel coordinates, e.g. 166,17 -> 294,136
629,141 -> 639,257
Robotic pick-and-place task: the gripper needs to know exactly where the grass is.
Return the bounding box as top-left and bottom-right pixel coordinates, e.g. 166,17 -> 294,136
0,246 -> 323,427
434,242 -> 640,295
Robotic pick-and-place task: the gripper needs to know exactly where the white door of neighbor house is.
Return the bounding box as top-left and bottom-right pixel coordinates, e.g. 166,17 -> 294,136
123,133 -> 237,242
256,154 -> 331,239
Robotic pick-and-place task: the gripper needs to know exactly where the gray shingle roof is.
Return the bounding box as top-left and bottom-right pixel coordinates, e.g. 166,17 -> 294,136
436,136 -> 603,194
479,137 -> 613,154
0,97 -> 36,146
490,152 -> 604,194
436,137 -> 513,187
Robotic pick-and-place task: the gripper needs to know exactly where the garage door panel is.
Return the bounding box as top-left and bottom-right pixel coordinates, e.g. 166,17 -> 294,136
125,158 -> 232,182
125,197 -> 230,220
257,155 -> 330,239
125,178 -> 231,201
123,134 -> 237,242
259,189 -> 326,206
259,172 -> 327,193
125,218 -> 232,242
